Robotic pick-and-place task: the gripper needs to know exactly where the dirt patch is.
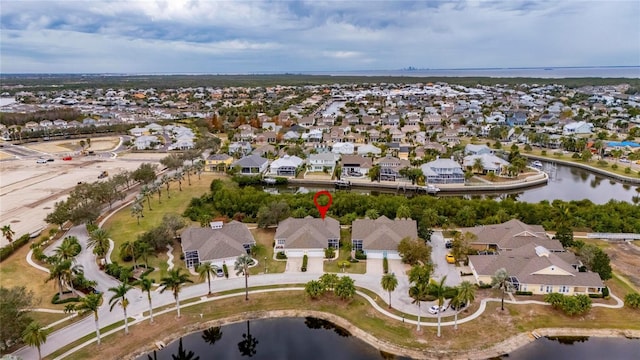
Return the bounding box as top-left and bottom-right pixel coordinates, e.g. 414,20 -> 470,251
604,242 -> 640,290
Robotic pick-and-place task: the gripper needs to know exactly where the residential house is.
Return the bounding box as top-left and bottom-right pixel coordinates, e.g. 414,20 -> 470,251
205,154 -> 233,172
464,144 -> 494,155
357,144 -> 382,157
308,152 -> 340,173
134,135 -> 160,150
420,157 -> 465,184
268,155 -> 304,176
274,216 -> 340,258
232,154 -> 269,175
463,154 -> 510,174
375,155 -> 410,181
461,219 -> 562,252
351,216 -> 418,259
181,221 -> 256,269
228,141 -> 253,157
341,154 -> 372,176
332,142 -> 355,155
563,121 -> 594,136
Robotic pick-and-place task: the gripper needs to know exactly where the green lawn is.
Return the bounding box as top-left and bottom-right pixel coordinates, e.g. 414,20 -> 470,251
249,228 -> 286,275
324,248 -> 366,274
102,173 -> 221,283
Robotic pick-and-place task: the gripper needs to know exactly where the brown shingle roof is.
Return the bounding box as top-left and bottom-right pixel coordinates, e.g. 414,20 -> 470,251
275,216 -> 340,249
352,216 -> 418,251
461,219 -> 550,250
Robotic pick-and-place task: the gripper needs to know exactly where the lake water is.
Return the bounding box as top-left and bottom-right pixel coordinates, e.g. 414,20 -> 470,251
140,318 -> 640,360
275,163 -> 640,204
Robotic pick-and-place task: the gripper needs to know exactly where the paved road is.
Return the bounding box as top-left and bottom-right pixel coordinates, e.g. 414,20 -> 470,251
431,231 -> 462,287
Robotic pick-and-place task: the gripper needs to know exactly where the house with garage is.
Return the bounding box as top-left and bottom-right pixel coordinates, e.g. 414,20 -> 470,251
341,154 -> 372,177
351,216 -> 418,259
460,219 -> 562,253
308,152 -> 340,173
374,155 -> 410,181
274,216 -> 340,258
464,144 -> 494,156
181,221 -> 256,269
420,157 -> 465,184
563,121 -> 594,136
232,154 -> 269,175
268,155 -> 304,176
462,153 -> 510,175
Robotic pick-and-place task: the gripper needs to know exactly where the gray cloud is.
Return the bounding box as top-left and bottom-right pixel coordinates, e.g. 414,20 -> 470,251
1,0 -> 638,73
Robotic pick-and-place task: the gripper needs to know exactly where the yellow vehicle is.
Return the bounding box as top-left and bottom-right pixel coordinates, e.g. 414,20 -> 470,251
446,253 -> 456,264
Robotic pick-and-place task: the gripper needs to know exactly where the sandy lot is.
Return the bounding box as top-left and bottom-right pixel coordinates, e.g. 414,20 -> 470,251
24,136 -> 121,154
0,137 -> 162,247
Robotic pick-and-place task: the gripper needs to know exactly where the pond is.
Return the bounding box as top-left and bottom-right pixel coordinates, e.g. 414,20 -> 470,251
140,318 -> 640,360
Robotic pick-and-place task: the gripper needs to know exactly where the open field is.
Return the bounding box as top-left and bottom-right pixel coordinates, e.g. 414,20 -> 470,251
0,139 -> 162,247
24,136 -> 121,154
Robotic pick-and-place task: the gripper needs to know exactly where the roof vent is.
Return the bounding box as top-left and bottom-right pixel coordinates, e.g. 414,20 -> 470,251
535,245 -> 550,257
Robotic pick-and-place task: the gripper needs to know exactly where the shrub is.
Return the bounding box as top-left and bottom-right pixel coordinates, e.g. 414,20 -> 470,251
0,234 -> 31,262
572,152 -> 581,159
597,160 -> 608,167
624,293 -> 640,309
338,261 -> 351,269
324,247 -> 336,259
516,291 -> 533,296
301,254 -> 308,272
222,263 -> 229,278
478,283 -> 492,289
625,167 -> 632,174
611,164 -> 618,170
601,287 -> 609,298
276,251 -> 288,260
383,257 -> 389,274
541,150 -> 547,156
588,293 -> 603,298
52,292 -> 80,304
354,250 -> 367,260
105,263 -> 122,279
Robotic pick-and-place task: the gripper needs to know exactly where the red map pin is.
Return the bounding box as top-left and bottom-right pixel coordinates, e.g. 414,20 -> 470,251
313,190 -> 333,220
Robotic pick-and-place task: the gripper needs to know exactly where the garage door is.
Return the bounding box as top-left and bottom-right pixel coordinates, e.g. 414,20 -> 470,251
365,250 -> 385,259
306,250 -> 325,258
286,250 -> 305,258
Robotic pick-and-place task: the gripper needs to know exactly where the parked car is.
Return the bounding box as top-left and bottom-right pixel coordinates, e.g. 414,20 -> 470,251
62,156 -> 72,161
446,253 -> 456,264
214,266 -> 224,277
428,305 -> 445,314
46,158 -> 54,162
98,170 -> 109,179
450,301 -> 467,311
445,241 -> 453,249
36,158 -> 47,164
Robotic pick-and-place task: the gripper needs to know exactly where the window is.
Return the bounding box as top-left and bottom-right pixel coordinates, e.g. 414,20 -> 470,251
353,240 -> 363,252
184,250 -> 200,269
276,239 -> 285,246
546,285 -> 553,293
328,239 -> 339,249
559,285 -> 569,293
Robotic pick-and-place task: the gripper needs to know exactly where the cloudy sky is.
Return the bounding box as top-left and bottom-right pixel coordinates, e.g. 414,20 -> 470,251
1,0 -> 639,74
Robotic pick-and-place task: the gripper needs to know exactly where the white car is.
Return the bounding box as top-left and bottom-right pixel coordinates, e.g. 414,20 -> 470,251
428,305 -> 445,314
36,158 -> 47,164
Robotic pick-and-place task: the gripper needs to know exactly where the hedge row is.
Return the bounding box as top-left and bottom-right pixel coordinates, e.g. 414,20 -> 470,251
0,234 -> 32,262
52,292 -> 80,304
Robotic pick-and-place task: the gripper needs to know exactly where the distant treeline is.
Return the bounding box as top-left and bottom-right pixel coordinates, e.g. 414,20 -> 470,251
0,108 -> 84,126
1,74 -> 638,93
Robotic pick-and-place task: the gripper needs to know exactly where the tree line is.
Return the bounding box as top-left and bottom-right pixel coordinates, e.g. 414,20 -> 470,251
184,180 -> 640,234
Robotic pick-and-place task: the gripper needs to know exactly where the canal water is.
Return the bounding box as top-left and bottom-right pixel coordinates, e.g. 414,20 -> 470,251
141,318 -> 640,360
268,163 -> 640,204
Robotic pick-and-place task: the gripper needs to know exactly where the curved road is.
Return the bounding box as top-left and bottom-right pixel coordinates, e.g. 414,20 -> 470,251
13,225 -> 625,360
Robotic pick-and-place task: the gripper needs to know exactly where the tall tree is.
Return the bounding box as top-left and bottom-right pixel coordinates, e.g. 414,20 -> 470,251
88,228 -> 110,259
132,163 -> 158,185
66,293 -> 103,345
54,236 -> 81,262
108,283 -> 133,334
235,254 -> 253,301
197,262 -> 216,295
120,241 -> 138,269
0,286 -> 35,350
431,276 -> 448,337
491,268 -> 512,311
159,268 -> 193,318
135,276 -> 155,324
452,281 -> 476,330
381,273 -> 398,309
409,283 -> 429,332
22,321 -> 48,360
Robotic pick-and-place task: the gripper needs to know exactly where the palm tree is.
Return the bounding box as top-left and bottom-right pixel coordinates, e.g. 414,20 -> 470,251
491,268 -> 512,311
46,257 -> 82,296
108,283 -> 133,334
88,228 -> 110,259
54,236 -> 81,261
452,281 -> 476,330
174,171 -> 184,191
1,224 -> 15,248
409,283 -> 429,332
22,321 -> 48,360
66,293 -> 103,345
431,276 -> 448,337
120,241 -> 137,269
135,240 -> 153,268
135,276 -> 155,324
161,174 -> 172,198
197,262 -> 216,295
131,201 -> 144,225
141,185 -> 153,210
235,254 -> 253,301
472,158 -> 484,174
380,273 -> 398,309
159,268 -> 193,318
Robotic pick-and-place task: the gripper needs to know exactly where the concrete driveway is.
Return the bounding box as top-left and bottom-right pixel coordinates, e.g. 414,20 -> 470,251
366,258 -> 407,276
430,231 -> 462,287
285,257 -> 323,273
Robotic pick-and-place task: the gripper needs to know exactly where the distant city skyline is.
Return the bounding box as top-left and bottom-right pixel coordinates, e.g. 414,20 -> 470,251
1,0 -> 639,74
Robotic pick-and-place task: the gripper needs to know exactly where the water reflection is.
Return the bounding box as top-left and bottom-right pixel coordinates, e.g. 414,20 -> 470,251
202,326 -> 223,347
237,321 -> 259,357
171,338 -> 199,360
304,317 -> 351,337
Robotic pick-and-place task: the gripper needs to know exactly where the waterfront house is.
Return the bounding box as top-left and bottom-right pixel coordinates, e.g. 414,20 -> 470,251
420,157 -> 465,184
232,154 -> 269,175
308,152 -> 340,173
351,216 -> 418,259
268,155 -> 304,177
205,154 -> 234,172
274,216 -> 340,258
341,154 -> 372,176
181,221 -> 256,269
462,153 -> 510,174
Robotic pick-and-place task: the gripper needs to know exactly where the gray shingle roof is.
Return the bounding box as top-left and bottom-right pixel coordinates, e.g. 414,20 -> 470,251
352,215 -> 418,251
181,221 -> 255,262
461,219 -> 556,250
